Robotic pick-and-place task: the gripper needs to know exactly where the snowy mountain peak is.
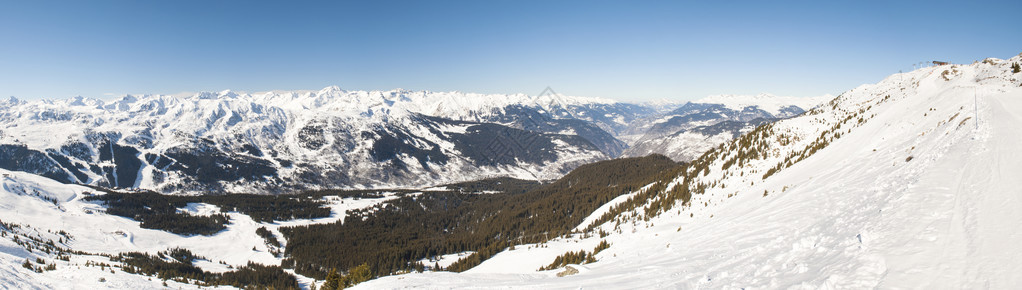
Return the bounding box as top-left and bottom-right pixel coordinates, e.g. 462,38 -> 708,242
2,96 -> 24,107
318,85 -> 344,94
218,89 -> 238,98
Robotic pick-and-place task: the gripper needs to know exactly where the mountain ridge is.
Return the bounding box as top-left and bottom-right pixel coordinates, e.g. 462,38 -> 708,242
0,87 -> 823,194
0,89 -> 626,194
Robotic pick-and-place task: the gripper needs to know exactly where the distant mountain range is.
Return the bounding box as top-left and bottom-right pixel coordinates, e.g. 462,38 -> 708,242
622,94 -> 831,161
0,87 -> 824,194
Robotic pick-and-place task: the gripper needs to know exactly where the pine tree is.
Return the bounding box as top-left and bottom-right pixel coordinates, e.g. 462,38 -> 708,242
1012,62 -> 1021,73
343,263 -> 373,287
322,268 -> 341,290
414,262 -> 424,273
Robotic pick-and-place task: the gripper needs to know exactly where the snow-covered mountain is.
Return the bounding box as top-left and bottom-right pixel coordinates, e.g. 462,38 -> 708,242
621,94 -> 829,161
356,55 -> 1022,288
694,93 -> 832,114
0,85 -> 815,194
0,88 -> 653,194
5,54 -> 1019,289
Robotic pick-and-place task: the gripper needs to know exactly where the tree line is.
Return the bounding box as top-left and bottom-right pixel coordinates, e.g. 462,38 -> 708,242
85,189 -> 332,235
279,155 -> 681,279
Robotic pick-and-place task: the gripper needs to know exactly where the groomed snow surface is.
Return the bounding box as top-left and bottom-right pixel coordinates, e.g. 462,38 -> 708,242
358,57 -> 1022,288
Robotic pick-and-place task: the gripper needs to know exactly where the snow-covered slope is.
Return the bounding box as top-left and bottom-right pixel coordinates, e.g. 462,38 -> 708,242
0,88 -> 637,194
358,55 -> 1022,288
0,167 -> 402,289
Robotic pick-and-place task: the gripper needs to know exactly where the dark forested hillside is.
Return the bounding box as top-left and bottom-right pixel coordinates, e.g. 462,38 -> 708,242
84,189 -> 331,235
279,155 -> 681,279
78,154 -> 685,282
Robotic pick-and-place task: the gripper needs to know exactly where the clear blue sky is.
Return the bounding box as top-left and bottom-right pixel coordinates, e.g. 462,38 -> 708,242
1,1 -> 1019,102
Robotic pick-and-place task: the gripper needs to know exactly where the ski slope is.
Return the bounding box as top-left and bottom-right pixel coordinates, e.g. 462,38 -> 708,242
358,56 -> 1022,288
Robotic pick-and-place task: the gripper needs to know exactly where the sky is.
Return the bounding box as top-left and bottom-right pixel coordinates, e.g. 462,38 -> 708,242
1,1 -> 1019,102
